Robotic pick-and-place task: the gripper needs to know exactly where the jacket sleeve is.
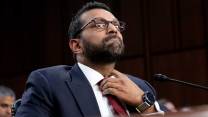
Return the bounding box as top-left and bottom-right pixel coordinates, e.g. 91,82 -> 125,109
15,71 -> 55,117
127,75 -> 161,113
128,75 -> 157,96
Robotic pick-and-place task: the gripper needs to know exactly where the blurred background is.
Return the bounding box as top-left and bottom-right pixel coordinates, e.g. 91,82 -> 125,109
1,0 -> 208,109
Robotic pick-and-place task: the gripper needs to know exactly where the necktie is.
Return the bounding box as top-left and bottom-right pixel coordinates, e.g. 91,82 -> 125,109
98,79 -> 128,117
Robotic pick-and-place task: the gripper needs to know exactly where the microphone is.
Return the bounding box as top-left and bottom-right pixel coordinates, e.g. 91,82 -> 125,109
154,74 -> 208,91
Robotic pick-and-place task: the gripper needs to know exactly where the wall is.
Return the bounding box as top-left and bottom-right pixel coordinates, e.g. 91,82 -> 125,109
1,0 -> 208,107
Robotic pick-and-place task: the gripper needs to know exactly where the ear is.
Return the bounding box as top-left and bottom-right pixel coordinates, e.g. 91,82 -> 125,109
69,39 -> 83,54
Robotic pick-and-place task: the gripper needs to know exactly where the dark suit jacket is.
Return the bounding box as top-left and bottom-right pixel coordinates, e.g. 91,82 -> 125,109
15,64 -> 157,117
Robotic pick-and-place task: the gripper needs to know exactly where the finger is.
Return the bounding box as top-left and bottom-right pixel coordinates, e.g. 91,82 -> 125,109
102,88 -> 112,95
101,82 -> 122,91
99,77 -> 119,88
103,88 -> 120,96
111,69 -> 128,80
110,69 -> 121,77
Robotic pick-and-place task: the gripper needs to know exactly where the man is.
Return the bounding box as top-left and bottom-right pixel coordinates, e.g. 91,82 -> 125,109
0,86 -> 15,117
16,1 -> 163,117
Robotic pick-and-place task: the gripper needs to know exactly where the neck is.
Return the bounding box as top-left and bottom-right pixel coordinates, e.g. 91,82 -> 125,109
78,58 -> 116,77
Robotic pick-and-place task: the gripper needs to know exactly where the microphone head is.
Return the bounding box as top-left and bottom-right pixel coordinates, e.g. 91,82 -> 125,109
153,74 -> 170,81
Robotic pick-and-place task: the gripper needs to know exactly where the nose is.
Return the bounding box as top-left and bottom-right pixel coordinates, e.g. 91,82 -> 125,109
6,107 -> 12,115
106,23 -> 118,34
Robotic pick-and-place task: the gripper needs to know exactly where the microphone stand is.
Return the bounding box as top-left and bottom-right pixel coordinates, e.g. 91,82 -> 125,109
167,78 -> 208,91
154,74 -> 208,91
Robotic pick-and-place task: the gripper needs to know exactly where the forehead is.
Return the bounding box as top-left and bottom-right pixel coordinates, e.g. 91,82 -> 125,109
80,8 -> 117,23
0,96 -> 14,104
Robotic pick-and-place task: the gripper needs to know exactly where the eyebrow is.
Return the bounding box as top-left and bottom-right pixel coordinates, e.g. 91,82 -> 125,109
89,17 -> 119,21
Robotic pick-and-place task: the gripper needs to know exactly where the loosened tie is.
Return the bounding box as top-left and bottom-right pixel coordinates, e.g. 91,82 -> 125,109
98,78 -> 128,117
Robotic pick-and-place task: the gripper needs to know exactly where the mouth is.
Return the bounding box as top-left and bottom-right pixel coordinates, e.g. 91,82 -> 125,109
104,38 -> 120,47
104,35 -> 122,44
105,34 -> 122,41
104,38 -> 123,52
106,38 -> 121,45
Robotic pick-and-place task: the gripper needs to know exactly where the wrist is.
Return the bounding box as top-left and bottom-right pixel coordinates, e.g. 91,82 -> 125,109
135,91 -> 156,113
133,92 -> 144,106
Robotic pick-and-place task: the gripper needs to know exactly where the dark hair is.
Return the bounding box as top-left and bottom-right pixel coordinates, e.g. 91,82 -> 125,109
68,1 -> 111,39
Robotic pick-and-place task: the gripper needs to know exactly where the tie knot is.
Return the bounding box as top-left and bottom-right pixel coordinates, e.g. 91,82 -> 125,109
97,76 -> 128,116
97,77 -> 108,86
97,79 -> 103,86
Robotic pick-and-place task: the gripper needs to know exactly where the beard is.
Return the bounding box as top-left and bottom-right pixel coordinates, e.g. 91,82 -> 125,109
82,35 -> 125,64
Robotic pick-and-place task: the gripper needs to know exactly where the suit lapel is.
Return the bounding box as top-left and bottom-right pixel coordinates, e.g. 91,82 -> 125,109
65,64 -> 101,117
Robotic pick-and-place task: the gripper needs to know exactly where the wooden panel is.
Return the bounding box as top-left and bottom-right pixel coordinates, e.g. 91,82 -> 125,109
152,49 -> 208,106
116,58 -> 145,79
1,0 -> 208,108
179,0 -> 205,48
1,0 -> 47,76
202,0 -> 208,41
119,0 -> 144,56
1,74 -> 27,99
148,0 -> 176,52
42,0 -> 65,65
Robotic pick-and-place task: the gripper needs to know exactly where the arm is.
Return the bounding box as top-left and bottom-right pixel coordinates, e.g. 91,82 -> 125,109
99,69 -> 162,114
15,71 -> 55,117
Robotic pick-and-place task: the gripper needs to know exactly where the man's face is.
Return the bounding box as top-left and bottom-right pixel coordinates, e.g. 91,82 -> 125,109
0,96 -> 14,117
78,9 -> 125,63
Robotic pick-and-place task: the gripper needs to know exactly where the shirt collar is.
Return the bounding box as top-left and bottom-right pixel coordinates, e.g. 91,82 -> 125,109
78,62 -> 104,86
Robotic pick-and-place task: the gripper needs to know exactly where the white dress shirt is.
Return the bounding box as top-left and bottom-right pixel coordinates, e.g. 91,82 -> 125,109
78,63 -> 115,117
77,63 -> 163,117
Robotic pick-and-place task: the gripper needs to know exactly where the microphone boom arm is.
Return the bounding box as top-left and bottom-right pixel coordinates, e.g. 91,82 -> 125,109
168,78 -> 208,91
154,74 -> 208,91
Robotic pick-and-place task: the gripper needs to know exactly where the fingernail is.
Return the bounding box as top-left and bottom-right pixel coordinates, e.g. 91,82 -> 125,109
110,76 -> 115,78
103,90 -> 107,95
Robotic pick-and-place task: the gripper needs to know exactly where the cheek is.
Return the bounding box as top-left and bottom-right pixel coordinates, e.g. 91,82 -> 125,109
118,33 -> 123,41
82,30 -> 105,44
0,108 -> 4,113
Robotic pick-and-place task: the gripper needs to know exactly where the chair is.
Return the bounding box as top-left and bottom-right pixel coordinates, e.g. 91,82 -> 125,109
11,99 -> 21,117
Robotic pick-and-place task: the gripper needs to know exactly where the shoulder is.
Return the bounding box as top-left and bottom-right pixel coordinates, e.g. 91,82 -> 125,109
27,65 -> 73,83
34,65 -> 72,75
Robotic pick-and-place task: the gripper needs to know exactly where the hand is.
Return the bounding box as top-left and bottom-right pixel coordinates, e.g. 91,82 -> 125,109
99,69 -> 144,106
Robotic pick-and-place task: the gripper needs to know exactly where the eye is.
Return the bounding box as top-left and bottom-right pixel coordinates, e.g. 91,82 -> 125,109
95,23 -> 107,29
0,104 -> 10,108
114,25 -> 120,30
111,22 -> 120,29
113,21 -> 125,32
